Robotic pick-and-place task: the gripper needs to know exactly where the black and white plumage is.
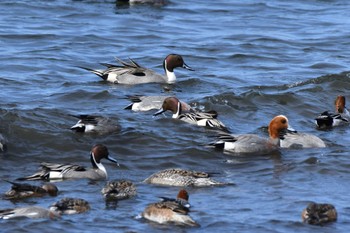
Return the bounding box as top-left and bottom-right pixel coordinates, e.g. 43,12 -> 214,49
153,97 -> 227,131
70,115 -> 120,134
17,144 -> 119,181
78,54 -> 193,85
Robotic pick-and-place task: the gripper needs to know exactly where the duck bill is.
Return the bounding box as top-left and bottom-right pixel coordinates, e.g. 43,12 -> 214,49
153,108 -> 166,117
287,126 -> 297,133
107,156 -> 120,166
182,62 -> 194,71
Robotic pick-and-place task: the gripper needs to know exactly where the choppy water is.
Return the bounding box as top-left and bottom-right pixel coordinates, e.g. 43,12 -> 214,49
1,0 -> 350,232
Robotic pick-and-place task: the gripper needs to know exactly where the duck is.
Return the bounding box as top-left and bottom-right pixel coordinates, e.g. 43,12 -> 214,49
17,144 -> 119,181
158,189 -> 191,209
70,115 -> 120,134
0,206 -> 60,219
79,54 -> 193,84
208,115 -> 290,154
50,198 -> 90,215
3,180 -> 58,199
153,97 -> 227,131
141,189 -> 199,227
117,0 -> 167,5
315,95 -> 350,128
124,95 -> 192,112
144,168 -> 227,187
302,202 -> 337,225
280,129 -> 326,148
101,179 -> 136,201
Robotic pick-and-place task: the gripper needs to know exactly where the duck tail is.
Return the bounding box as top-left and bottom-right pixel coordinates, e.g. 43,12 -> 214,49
77,66 -> 105,80
16,171 -> 47,181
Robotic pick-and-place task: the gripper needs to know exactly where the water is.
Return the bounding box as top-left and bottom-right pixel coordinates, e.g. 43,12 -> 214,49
1,0 -> 350,232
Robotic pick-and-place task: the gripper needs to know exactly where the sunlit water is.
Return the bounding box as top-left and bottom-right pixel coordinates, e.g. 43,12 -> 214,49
1,0 -> 350,232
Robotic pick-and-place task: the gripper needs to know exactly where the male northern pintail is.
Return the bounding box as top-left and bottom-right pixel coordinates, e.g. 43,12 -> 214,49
0,133 -> 7,152
315,95 -> 350,128
0,206 -> 60,220
79,54 -> 193,84
153,97 -> 227,131
50,198 -> 90,215
141,189 -> 199,227
302,202 -> 337,225
70,115 -> 120,134
17,144 -> 119,181
4,180 -> 58,199
208,115 -> 290,154
280,129 -> 326,148
124,95 -> 192,112
144,168 -> 227,187
158,189 -> 191,209
101,179 -> 136,201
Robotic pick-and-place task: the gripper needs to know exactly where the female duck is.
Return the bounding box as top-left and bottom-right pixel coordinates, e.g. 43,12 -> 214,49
302,202 -> 337,225
4,180 -> 58,199
144,168 -> 227,187
80,54 -> 193,84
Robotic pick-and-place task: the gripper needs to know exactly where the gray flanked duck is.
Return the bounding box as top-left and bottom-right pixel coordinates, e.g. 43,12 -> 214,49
0,206 -> 60,220
70,115 -> 120,134
79,54 -> 193,84
17,144 -> 119,181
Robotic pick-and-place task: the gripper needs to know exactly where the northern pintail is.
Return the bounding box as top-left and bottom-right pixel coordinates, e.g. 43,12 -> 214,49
70,115 -> 120,134
208,115 -> 290,154
4,180 -> 58,200
159,189 -> 191,209
79,54 -> 193,84
315,95 -> 350,128
280,129 -> 326,148
302,202 -> 337,225
0,206 -> 60,219
141,189 -> 199,227
144,168 -> 227,187
17,144 -> 119,181
124,95 -> 193,112
50,198 -> 90,215
101,179 -> 136,201
153,97 -> 227,131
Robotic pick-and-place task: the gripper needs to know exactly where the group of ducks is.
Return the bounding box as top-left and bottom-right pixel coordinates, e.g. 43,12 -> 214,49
1,54 -> 347,226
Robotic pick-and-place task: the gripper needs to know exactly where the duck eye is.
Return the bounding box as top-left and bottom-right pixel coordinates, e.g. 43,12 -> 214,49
281,119 -> 286,124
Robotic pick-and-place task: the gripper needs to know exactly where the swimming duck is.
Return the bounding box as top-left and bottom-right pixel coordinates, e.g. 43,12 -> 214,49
141,189 -> 199,227
0,206 -> 60,219
50,198 -> 90,215
4,180 -> 58,199
79,54 -> 193,84
17,144 -> 119,181
315,95 -> 350,128
144,168 -> 227,187
302,202 -> 337,225
70,115 -> 120,134
280,129 -> 326,148
153,97 -> 226,131
101,180 -> 136,201
124,95 -> 192,112
208,115 -> 290,154
158,189 -> 191,209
